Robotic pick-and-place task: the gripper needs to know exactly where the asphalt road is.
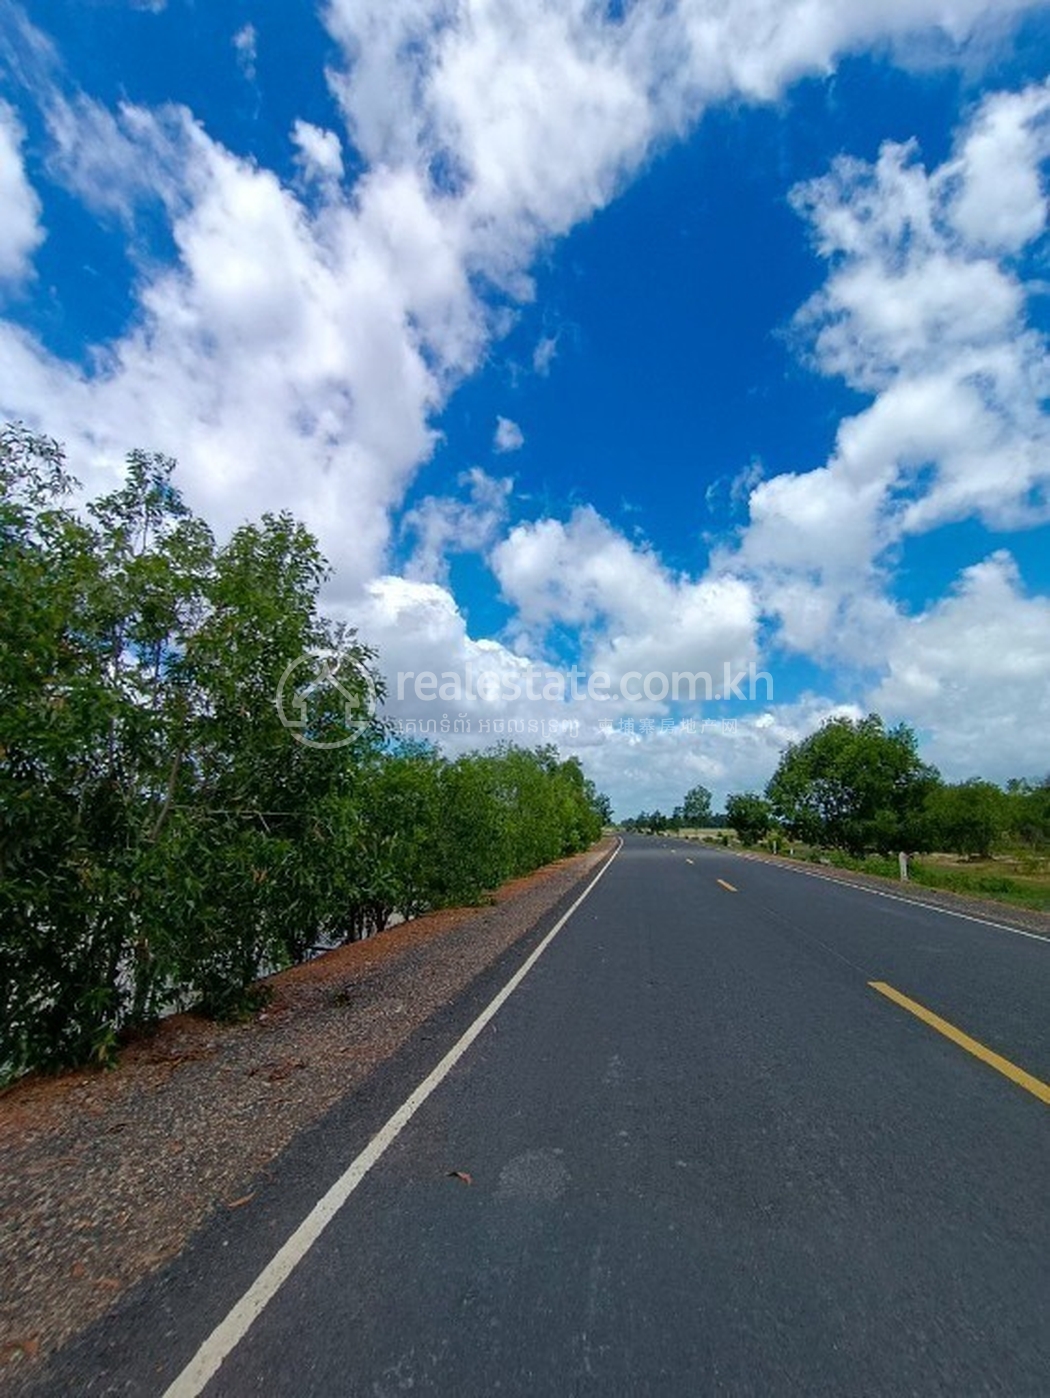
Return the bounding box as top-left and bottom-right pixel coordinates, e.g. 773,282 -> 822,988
36,836 -> 1050,1396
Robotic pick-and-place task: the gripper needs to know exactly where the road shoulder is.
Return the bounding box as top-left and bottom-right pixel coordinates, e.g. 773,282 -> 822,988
732,848 -> 1050,938
0,838 -> 615,1388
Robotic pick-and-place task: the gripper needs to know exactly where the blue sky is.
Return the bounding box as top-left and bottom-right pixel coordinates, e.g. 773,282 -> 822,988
2,0 -> 1050,815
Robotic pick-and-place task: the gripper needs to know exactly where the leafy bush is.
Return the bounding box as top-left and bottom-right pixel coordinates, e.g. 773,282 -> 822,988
0,427 -> 609,1082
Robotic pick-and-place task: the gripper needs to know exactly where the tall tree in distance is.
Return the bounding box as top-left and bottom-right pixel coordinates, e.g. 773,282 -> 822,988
766,714 -> 938,855
679,784 -> 713,827
725,793 -> 772,845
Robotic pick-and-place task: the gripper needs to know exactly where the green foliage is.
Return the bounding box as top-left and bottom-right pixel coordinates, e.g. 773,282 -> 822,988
923,780 -> 1009,858
621,809 -> 672,833
799,850 -> 1050,914
1003,777 -> 1050,848
676,784 -> 712,828
765,713 -> 939,855
725,792 -> 772,845
1,426 -> 608,1083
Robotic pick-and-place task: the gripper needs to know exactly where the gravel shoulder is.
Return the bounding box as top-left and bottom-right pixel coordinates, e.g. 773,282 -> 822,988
0,838 -> 616,1384
733,848 -> 1050,937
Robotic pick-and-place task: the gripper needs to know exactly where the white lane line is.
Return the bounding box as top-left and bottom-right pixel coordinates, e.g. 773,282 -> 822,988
163,839 -> 623,1398
733,852 -> 1050,945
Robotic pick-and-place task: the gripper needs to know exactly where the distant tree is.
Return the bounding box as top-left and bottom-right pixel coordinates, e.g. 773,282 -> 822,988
1004,777 -> 1050,848
766,714 -> 939,855
589,788 -> 614,826
725,793 -> 773,845
680,784 -> 713,827
924,780 -> 1008,858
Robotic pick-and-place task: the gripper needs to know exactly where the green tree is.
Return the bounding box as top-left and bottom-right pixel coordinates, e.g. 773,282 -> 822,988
1,422 -> 607,1084
766,714 -> 938,855
588,786 -> 614,827
725,792 -> 773,845
679,784 -> 712,827
924,780 -> 1008,858
1004,777 -> 1050,848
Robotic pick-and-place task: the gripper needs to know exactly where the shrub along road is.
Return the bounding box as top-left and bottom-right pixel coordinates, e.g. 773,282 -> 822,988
27,835 -> 1050,1396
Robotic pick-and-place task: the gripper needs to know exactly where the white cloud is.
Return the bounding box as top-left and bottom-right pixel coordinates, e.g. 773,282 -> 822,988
493,415 -> 524,453
3,2 -> 1044,603
291,119 -> 344,183
532,334 -> 557,375
724,82 -> 1050,669
0,98 -> 486,595
0,99 -> 43,284
43,93 -> 185,221
402,467 -> 512,584
946,82 -> 1050,251
3,1 -> 1050,803
233,23 -> 257,83
344,572 -> 841,816
870,552 -> 1050,782
492,506 -> 759,686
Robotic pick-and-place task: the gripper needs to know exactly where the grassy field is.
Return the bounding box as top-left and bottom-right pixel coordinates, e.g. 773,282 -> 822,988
780,847 -> 1050,914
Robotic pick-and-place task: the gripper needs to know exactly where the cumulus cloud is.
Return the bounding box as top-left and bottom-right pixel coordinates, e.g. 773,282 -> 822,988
402,467 -> 512,584
2,0 -> 1050,800
0,92 -> 484,593
2,1 -> 1044,601
870,552 -> 1050,782
492,506 -> 759,688
343,572 -> 840,815
946,83 -> 1050,251
726,81 -> 1050,668
493,415 -> 524,453
291,119 -> 344,183
0,99 -> 43,283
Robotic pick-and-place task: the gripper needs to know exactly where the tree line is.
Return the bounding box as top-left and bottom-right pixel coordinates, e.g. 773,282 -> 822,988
0,427 -> 607,1083
619,783 -> 726,834
624,715 -> 1050,855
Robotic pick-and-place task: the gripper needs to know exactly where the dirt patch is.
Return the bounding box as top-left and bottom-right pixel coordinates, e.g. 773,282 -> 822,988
0,839 -> 615,1385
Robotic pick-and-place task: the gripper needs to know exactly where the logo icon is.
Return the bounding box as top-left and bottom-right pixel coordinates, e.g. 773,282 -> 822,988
275,651 -> 379,748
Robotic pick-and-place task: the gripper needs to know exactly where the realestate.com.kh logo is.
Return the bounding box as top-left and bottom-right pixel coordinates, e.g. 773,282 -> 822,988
275,652 -> 379,749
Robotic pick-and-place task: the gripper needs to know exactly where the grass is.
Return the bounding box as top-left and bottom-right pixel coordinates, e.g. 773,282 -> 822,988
780,847 -> 1050,914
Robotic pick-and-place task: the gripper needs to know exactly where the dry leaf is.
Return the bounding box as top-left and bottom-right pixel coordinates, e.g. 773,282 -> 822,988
226,1192 -> 255,1209
447,1170 -> 473,1186
0,1336 -> 41,1363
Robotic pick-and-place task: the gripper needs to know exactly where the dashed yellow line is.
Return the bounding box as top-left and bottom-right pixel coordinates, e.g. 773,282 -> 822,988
717,879 -> 737,893
869,982 -> 1050,1106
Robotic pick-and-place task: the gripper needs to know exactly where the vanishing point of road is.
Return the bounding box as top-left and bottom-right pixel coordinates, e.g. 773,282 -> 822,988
37,836 -> 1050,1396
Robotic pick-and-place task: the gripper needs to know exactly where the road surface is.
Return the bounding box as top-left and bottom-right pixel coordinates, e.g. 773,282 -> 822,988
36,836 -> 1050,1396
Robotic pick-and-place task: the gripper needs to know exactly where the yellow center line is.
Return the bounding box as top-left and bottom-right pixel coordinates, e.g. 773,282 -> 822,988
717,879 -> 737,893
869,982 -> 1050,1106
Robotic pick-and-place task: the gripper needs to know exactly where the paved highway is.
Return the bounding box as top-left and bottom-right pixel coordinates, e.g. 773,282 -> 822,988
38,836 -> 1050,1396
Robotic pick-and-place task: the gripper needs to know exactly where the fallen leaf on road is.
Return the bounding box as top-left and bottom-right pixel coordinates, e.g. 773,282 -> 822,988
226,1193 -> 255,1209
447,1170 -> 473,1186
0,1336 -> 41,1363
